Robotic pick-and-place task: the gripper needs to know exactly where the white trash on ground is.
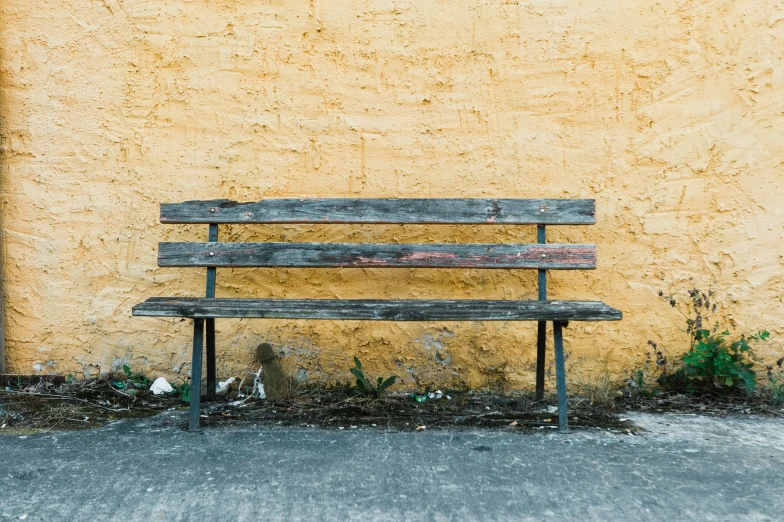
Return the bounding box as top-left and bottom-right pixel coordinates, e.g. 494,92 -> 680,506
250,364 -> 266,399
216,377 -> 236,397
229,365 -> 266,406
150,377 -> 174,395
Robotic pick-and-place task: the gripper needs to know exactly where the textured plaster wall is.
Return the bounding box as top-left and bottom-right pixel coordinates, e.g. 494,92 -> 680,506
1,0 -> 782,388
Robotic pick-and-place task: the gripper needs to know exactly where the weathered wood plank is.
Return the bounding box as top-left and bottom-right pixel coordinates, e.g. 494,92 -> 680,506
158,242 -> 597,269
160,199 -> 596,225
133,298 -> 622,321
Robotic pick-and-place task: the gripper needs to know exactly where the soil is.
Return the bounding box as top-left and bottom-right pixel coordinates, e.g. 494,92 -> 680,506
198,388 -> 634,433
1,375 -> 781,435
0,375 -> 181,434
619,390 -> 784,417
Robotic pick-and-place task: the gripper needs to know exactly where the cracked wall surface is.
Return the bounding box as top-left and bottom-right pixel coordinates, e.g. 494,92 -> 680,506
0,0 -> 782,388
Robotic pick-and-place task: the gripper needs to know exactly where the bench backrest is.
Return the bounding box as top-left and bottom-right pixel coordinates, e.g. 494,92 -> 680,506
157,198 -> 597,299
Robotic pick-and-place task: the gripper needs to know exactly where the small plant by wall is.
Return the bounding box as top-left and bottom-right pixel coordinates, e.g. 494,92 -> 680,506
644,289 -> 770,396
349,357 -> 397,399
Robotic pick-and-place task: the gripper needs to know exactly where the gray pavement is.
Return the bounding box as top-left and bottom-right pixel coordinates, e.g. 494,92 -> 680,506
1,411 -> 782,521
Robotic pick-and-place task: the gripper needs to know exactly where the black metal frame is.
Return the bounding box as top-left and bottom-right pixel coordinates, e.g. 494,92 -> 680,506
534,224 -> 568,431
189,224 -> 217,430
186,221 -> 571,432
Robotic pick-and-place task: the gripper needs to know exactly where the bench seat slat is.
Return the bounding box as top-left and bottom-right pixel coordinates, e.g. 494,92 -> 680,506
132,298 -> 622,321
160,199 -> 596,225
158,242 -> 597,269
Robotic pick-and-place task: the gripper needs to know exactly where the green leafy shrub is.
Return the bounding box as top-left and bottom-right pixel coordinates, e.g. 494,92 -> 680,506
172,381 -> 191,403
667,328 -> 768,394
122,364 -> 150,388
349,356 -> 397,398
657,288 -> 769,395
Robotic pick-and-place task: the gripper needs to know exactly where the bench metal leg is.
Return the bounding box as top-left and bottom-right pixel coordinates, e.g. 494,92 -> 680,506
189,318 -> 204,431
535,321 -> 546,400
553,321 -> 568,432
205,318 -> 216,401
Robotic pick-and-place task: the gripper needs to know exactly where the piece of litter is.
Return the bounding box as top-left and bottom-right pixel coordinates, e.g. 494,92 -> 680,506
150,377 -> 174,395
446,395 -> 451,400
216,377 -> 236,397
350,425 -> 358,429
338,427 -> 345,430
371,423 -> 377,427
509,421 -> 518,427
546,406 -> 558,414
427,390 -> 443,400
146,488 -> 153,492
1,424 -> 6,429
19,515 -> 27,520
416,425 -> 426,431
252,365 -> 266,399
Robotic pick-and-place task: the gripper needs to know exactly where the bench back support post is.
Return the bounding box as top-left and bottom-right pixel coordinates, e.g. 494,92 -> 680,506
537,225 -> 547,300
206,224 -> 218,298
205,224 -> 218,401
535,225 -> 547,400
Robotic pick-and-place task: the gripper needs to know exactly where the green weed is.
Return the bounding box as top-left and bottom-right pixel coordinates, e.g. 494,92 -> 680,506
122,364 -> 150,388
172,381 -> 191,403
657,288 -> 769,395
349,356 -> 397,399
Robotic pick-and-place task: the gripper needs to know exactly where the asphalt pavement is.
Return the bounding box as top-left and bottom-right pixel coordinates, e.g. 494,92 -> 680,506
1,411 -> 782,521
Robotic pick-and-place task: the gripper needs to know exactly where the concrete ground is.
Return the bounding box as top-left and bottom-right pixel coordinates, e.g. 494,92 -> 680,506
0,412 -> 782,521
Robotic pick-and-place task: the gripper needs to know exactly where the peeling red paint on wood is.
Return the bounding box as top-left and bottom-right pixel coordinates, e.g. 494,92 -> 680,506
399,252 -> 459,261
158,242 -> 598,269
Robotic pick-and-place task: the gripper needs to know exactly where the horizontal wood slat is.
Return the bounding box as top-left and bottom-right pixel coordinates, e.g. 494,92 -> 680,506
133,298 -> 622,321
160,199 -> 596,225
158,242 -> 597,269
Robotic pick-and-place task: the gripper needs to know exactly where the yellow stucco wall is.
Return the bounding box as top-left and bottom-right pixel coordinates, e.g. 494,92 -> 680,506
1,0 -> 782,388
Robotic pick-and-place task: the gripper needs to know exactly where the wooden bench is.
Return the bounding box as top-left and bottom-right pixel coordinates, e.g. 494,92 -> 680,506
132,199 -> 621,431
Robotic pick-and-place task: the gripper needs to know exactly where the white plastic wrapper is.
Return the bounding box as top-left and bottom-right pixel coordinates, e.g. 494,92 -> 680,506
150,377 -> 174,395
216,377 -> 236,397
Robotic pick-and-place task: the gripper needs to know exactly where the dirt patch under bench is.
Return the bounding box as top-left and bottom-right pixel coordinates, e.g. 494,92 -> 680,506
1,375 -> 635,434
